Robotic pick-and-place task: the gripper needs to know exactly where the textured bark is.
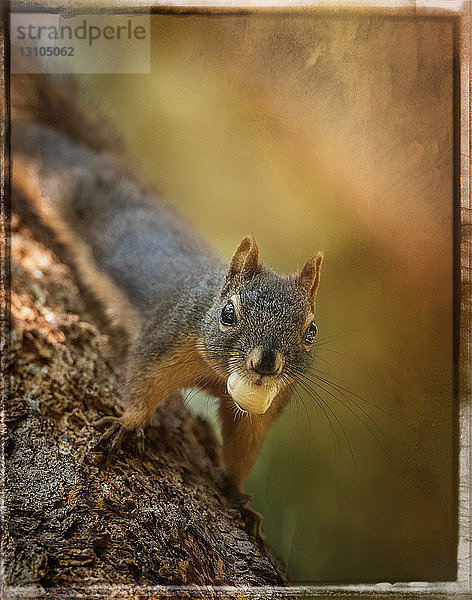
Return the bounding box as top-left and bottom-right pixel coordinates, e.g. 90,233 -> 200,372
4,213 -> 287,595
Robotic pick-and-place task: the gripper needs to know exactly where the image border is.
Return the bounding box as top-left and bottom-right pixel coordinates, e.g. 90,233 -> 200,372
2,1 -> 470,598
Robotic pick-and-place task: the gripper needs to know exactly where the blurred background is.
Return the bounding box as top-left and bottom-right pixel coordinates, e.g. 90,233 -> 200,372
76,11 -> 456,583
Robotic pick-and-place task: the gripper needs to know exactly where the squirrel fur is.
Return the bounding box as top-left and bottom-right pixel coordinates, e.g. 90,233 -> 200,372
11,74 -> 323,492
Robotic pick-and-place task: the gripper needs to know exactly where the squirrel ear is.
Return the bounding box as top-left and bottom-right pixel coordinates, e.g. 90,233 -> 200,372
224,234 -> 261,293
296,252 -> 324,310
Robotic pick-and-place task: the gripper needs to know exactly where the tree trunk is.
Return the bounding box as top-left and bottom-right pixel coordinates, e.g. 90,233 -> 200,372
4,210 -> 288,597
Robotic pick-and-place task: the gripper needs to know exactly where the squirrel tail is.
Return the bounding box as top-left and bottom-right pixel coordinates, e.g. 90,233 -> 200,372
11,74 -> 144,341
11,74 -> 220,344
12,74 -> 220,339
11,73 -> 124,155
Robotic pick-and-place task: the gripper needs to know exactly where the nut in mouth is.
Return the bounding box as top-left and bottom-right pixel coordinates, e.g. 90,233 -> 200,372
226,372 -> 278,414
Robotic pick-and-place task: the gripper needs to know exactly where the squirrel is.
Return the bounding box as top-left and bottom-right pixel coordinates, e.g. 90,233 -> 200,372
11,73 -> 323,493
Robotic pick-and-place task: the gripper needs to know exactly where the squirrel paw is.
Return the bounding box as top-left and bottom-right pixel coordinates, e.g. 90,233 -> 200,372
240,504 -> 264,539
94,416 -> 145,458
223,484 -> 263,537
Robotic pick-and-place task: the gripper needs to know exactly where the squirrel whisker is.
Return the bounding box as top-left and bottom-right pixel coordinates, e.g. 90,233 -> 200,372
299,378 -> 358,475
293,368 -> 388,452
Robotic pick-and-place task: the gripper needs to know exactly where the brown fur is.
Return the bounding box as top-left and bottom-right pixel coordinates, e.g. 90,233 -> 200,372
223,234 -> 261,296
121,337 -> 213,429
297,253 -> 324,311
118,333 -> 283,492
219,387 -> 293,490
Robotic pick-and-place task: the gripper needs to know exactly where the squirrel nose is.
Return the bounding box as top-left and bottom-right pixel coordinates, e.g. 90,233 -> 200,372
249,348 -> 283,376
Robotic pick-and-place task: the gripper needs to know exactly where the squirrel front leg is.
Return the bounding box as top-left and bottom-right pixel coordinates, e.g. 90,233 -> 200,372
96,336 -> 208,447
219,389 -> 291,492
120,351 -> 196,428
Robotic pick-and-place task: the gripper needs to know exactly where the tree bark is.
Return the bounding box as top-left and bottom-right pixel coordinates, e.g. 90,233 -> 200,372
4,212 -> 288,597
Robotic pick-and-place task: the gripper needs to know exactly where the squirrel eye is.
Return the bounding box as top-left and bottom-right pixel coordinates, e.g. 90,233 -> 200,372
220,301 -> 236,326
303,322 -> 318,345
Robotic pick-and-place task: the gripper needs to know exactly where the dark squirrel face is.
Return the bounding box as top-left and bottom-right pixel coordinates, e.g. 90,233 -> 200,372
202,235 -> 323,414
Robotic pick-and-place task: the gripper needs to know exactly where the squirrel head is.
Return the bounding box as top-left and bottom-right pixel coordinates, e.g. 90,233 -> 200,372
202,235 -> 323,415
